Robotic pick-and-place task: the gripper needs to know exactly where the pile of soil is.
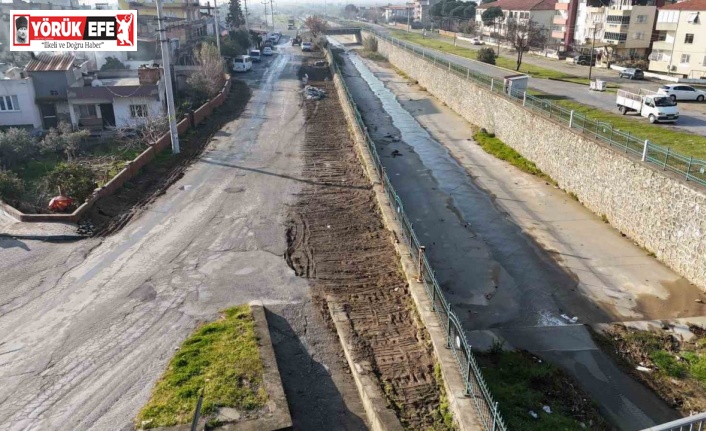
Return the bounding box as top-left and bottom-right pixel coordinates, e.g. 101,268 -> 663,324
285,55 -> 450,430
81,80 -> 251,237
594,324 -> 706,413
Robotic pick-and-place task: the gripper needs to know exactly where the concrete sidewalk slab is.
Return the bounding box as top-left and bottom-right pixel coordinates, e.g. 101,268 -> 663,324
0,219 -> 83,241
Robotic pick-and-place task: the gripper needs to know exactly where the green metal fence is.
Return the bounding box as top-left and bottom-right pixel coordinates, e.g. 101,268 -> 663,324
361,27 -> 706,188
329,50 -> 509,431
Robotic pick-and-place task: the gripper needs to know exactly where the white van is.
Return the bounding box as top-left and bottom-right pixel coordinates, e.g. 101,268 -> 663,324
249,49 -> 261,62
233,55 -> 252,72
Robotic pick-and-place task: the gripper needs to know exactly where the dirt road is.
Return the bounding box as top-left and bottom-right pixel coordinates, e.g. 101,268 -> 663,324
0,48 -> 367,430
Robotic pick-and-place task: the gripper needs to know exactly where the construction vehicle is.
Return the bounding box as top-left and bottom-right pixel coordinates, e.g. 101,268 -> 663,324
292,34 -> 302,46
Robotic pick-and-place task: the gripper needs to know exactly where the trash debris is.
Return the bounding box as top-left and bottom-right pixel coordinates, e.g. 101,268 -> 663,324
542,405 -> 552,414
391,149 -> 401,158
313,60 -> 328,67
636,366 -> 652,372
529,410 -> 539,419
302,73 -> 309,86
561,314 -> 579,323
48,195 -> 74,212
303,85 -> 326,100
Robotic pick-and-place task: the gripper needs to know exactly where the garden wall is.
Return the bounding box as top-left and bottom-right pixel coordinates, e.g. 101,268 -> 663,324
3,76 -> 232,224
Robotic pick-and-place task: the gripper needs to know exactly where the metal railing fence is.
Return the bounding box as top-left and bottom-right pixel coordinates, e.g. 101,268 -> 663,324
355,25 -> 706,188
329,49 -> 509,431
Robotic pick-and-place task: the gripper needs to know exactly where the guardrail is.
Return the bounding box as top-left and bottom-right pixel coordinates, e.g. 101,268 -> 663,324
640,412 -> 706,431
328,49 -> 509,431
353,24 -> 706,188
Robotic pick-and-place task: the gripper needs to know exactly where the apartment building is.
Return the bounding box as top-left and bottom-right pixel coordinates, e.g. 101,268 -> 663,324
476,0 -> 557,38
649,0 -> 706,79
414,0 -> 441,26
552,0 -> 579,50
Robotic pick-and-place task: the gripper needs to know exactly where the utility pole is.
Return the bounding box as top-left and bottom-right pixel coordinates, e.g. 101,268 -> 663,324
407,4 -> 410,32
243,0 -> 249,31
270,0 -> 275,30
155,0 -> 180,154
588,24 -> 598,81
496,19 -> 501,55
262,0 -> 268,28
213,0 -> 221,55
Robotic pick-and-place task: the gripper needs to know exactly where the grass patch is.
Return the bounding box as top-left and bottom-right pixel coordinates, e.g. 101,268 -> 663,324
477,350 -> 610,430
388,30 -> 582,81
595,325 -> 706,413
528,92 -> 706,161
432,363 -> 457,430
135,305 -> 266,429
473,131 -> 555,184
359,50 -> 387,62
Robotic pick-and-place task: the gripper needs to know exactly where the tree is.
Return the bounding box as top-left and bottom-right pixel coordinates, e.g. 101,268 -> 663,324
0,128 -> 35,170
506,20 -> 547,70
305,15 -> 329,38
39,123 -> 90,162
442,1 -> 463,16
481,6 -> 503,24
0,169 -> 25,204
450,5 -> 467,17
344,4 -> 359,18
464,3 -> 477,18
187,43 -> 226,103
430,1 -> 445,17
477,47 -> 496,64
481,0 -> 497,3
100,56 -> 129,71
226,0 -> 245,29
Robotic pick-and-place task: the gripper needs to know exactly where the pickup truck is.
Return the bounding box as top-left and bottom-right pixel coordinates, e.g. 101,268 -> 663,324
616,89 -> 679,124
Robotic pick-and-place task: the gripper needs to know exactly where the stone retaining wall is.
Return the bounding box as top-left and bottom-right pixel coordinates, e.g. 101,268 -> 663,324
370,33 -> 706,290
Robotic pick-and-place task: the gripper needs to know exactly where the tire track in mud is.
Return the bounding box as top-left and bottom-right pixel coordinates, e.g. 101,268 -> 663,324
285,58 -> 449,430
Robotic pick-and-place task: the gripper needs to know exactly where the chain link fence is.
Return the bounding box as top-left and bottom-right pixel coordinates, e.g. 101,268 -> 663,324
329,49 -> 509,431
364,27 -> 706,187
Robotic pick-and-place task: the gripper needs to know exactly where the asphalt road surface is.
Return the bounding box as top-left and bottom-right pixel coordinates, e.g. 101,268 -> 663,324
0,45 -> 368,431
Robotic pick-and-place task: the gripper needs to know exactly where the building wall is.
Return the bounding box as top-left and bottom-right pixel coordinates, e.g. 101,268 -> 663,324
28,70 -> 80,99
0,77 -> 42,129
112,97 -> 163,128
370,31 -> 706,290
650,9 -> 706,78
624,6 -> 656,50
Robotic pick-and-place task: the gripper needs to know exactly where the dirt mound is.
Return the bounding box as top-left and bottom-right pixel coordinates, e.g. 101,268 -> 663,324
285,57 -> 449,429
82,80 -> 251,237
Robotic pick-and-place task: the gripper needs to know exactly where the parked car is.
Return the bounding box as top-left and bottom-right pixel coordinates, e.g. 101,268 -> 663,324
573,54 -> 595,66
301,41 -> 313,52
618,68 -> 644,80
616,89 -> 678,123
657,84 -> 706,102
232,55 -> 252,72
471,38 -> 484,45
263,46 -> 273,56
249,49 -> 261,62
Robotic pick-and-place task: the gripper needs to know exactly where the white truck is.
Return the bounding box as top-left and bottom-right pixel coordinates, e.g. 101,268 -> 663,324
616,89 -> 679,124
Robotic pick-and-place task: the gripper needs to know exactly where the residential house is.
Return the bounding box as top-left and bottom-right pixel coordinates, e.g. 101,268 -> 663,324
119,0 -> 209,64
67,66 -> 165,132
649,0 -> 706,78
475,0 -> 558,39
0,67 -> 42,131
382,4 -> 414,23
25,54 -> 88,130
600,0 -> 659,61
414,0 -> 441,26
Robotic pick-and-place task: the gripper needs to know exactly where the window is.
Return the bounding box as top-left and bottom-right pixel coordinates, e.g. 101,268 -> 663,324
703,55 -> 706,66
681,54 -> 691,64
685,33 -> 694,43
75,104 -> 97,118
604,32 -> 628,42
633,31 -> 645,40
130,104 -> 149,118
658,10 -> 679,23
688,12 -> 699,23
636,14 -> 647,23
49,90 -> 59,96
607,15 -> 630,24
0,95 -> 20,112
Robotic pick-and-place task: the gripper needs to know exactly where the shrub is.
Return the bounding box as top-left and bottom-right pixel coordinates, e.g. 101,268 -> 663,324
616,59 -> 648,70
0,169 -> 25,203
44,162 -> 97,203
363,35 -> 378,52
477,47 -> 496,65
0,127 -> 36,170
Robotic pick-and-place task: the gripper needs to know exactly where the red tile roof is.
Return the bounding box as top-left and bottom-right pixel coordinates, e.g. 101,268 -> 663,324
25,54 -> 75,72
661,0 -> 706,10
477,0 -> 558,10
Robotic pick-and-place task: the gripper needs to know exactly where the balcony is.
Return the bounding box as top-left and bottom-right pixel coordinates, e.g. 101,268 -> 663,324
656,22 -> 679,31
651,40 -> 674,51
552,30 -> 565,39
555,2 -> 569,10
553,16 -> 567,25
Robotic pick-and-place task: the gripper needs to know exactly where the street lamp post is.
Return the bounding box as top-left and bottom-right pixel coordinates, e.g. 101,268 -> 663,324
155,0 -> 179,154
